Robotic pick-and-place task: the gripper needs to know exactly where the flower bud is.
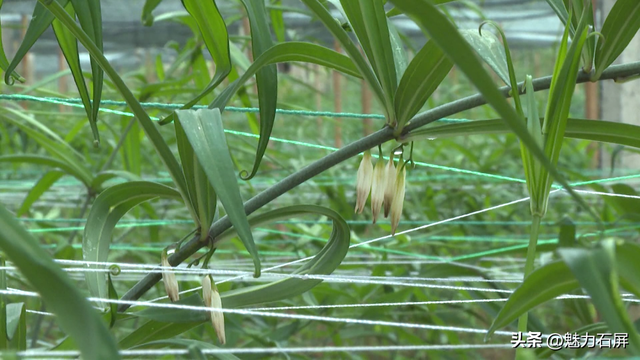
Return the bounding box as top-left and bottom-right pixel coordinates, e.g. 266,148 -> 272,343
383,156 -> 396,218
370,158 -> 387,224
203,275 -> 225,345
390,161 -> 406,235
354,150 -> 373,214
161,250 -> 179,302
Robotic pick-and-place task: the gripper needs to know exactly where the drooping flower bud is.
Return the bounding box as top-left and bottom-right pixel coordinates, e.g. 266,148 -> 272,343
390,161 -> 406,235
161,250 -> 179,302
354,150 -> 373,214
203,275 -> 225,345
371,157 -> 387,224
383,155 -> 396,218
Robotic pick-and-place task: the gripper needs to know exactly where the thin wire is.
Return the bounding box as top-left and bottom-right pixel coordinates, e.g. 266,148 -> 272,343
11,93 -> 640,188
158,193 -> 540,301
0,93 -> 470,123
16,344 -> 519,357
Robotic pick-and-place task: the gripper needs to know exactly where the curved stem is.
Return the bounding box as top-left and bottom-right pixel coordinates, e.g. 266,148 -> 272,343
117,61 -> 640,312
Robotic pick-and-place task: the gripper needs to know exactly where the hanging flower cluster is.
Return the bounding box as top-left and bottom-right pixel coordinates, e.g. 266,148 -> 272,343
355,147 -> 408,235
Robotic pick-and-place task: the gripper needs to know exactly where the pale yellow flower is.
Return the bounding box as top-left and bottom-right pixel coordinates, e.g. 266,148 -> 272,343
203,275 -> 226,345
354,150 -> 373,214
383,156 -> 396,218
161,250 -> 179,302
370,157 -> 387,224
390,161 -> 406,235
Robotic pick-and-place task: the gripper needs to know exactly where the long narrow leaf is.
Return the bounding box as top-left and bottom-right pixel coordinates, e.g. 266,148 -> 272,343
175,109 -> 261,277
0,0 -> 24,82
69,0 -> 104,143
237,0 -> 277,180
84,181 -> 182,304
394,40 -> 452,129
559,242 -> 640,354
4,1 -> 69,85
594,0 -> 640,79
159,0 -> 232,123
205,42 -> 360,120
487,261 -> 579,338
17,170 -> 64,216
52,2 -> 99,143
341,0 -> 397,118
0,204 -> 120,359
216,205 -> 349,308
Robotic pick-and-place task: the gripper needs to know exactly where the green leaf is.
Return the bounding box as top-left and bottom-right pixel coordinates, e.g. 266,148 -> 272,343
390,0 -> 598,224
90,170 -> 143,191
340,0 -> 397,118
175,109 -> 261,277
174,119 -> 205,227
557,217 -> 576,248
0,155 -> 90,187
559,241 -> 640,354
206,42 -> 360,120
141,0 -> 163,26
52,2 -> 99,143
0,109 -> 92,186
403,118 -> 640,152
17,170 -> 64,216
387,21 -> 408,83
487,261 -> 579,339
132,339 -> 239,360
4,1 -> 68,85
107,273 -> 119,328
594,0 -> 640,79
119,320 -> 202,349
216,205 -> 350,308
270,0 -> 286,43
166,0 -> 232,114
84,181 -> 182,305
234,0 -> 278,181
533,3 -> 590,216
394,39 -> 452,129
0,0 -> 24,83
69,0 -> 104,144
0,204 -> 120,359
5,303 -> 24,343
460,29 -> 510,85
615,242 -> 640,300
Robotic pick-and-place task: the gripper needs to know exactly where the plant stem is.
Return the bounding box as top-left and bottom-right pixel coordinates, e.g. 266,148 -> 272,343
117,62 -> 640,312
515,214 -> 541,359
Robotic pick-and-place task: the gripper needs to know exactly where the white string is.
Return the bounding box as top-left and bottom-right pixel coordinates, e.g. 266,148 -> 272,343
0,289 -> 530,337
158,194 -> 537,301
17,344 -> 518,357
574,188 -> 640,199
252,298 -> 509,311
